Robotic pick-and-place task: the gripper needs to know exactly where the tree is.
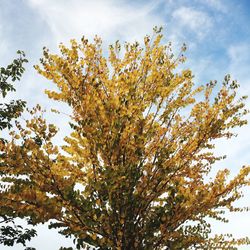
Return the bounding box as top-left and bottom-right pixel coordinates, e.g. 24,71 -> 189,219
1,30 -> 250,249
0,50 -> 27,131
0,51 -> 37,248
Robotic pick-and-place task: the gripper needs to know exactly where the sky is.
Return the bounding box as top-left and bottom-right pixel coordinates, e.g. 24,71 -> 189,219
0,0 -> 250,249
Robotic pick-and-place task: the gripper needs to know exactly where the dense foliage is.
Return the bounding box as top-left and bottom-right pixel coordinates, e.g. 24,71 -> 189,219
1,31 -> 249,249
0,50 -> 27,131
0,51 -> 37,248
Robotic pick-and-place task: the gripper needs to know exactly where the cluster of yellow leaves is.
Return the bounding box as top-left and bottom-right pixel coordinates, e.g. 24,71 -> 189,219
1,30 -> 250,249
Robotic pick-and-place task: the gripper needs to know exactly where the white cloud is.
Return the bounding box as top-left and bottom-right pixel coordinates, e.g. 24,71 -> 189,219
228,43 -> 250,93
0,17 -> 9,62
27,0 -> 164,45
172,6 -> 213,39
228,43 -> 250,65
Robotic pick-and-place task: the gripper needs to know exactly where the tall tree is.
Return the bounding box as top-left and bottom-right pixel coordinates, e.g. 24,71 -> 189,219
1,30 -> 250,249
0,51 -> 37,248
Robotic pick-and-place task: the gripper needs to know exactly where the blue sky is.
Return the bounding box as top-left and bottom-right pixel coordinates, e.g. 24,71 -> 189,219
1,0 -> 250,249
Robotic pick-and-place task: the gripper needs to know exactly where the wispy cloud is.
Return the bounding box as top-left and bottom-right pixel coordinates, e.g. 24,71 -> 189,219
27,0 -> 164,45
172,6 -> 213,39
227,43 -> 250,95
0,16 -> 9,62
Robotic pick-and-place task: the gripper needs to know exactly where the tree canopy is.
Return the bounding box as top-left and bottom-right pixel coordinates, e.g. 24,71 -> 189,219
0,30 -> 250,249
0,50 -> 27,131
0,51 -> 37,248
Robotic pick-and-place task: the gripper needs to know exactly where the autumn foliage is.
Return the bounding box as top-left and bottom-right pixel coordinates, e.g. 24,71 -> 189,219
1,30 -> 250,249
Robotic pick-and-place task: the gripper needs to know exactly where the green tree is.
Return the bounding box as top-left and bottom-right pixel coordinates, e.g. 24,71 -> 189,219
0,51 -> 37,248
1,31 -> 250,249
